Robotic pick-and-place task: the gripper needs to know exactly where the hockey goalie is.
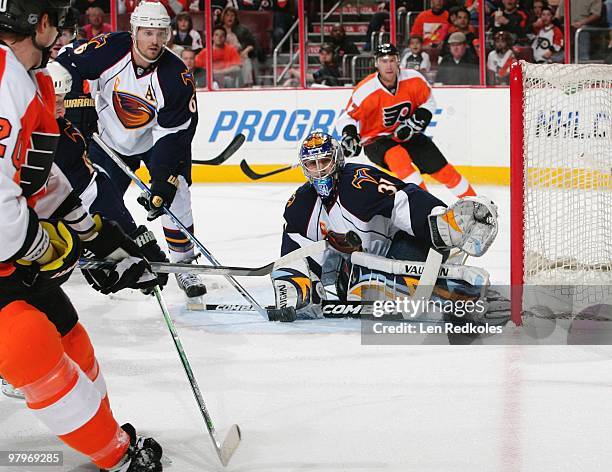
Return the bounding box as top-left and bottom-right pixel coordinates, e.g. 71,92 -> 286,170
270,132 -> 507,325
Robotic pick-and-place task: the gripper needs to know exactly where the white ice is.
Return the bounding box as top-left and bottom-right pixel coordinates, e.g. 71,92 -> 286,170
2,184 -> 612,472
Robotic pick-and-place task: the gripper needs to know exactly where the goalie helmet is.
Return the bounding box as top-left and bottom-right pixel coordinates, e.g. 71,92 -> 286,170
0,0 -> 70,36
299,132 -> 344,200
47,61 -> 72,95
130,0 -> 171,63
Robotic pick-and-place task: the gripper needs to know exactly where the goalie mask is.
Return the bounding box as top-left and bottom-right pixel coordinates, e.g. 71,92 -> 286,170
130,1 -> 171,64
299,132 -> 344,200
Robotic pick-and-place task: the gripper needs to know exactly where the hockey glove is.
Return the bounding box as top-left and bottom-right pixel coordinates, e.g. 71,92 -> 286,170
130,225 -> 169,290
340,125 -> 362,158
327,230 -> 363,254
15,221 -> 81,290
428,196 -> 498,257
394,108 -> 432,142
137,175 -> 179,221
82,215 -> 158,294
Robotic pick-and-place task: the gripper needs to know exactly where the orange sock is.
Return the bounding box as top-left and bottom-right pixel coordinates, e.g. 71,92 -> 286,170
0,301 -> 128,470
383,145 -> 427,189
430,163 -> 476,197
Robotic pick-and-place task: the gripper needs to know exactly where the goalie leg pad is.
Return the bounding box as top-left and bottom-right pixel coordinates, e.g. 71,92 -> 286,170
271,258 -> 325,319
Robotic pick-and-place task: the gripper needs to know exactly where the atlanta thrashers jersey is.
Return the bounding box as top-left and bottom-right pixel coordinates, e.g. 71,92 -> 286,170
56,32 -> 197,182
55,117 -> 95,195
0,46 -> 77,268
281,163 -> 445,276
336,69 -> 436,145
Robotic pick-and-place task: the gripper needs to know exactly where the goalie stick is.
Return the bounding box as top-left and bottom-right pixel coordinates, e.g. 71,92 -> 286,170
78,240 -> 329,277
152,286 -> 241,466
192,133 -> 246,165
239,160 -> 298,180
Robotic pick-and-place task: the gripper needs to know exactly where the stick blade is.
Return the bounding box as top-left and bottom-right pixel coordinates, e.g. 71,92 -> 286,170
219,424 -> 241,466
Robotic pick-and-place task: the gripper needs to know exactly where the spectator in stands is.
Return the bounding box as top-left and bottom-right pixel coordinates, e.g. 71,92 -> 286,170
400,35 -> 431,73
158,0 -> 190,18
173,12 -> 203,51
74,0 -> 110,14
181,49 -> 207,88
364,8 -> 389,51
555,0 -> 602,61
487,31 -> 515,84
283,43 -> 340,87
83,7 -> 112,40
532,6 -> 564,61
528,0 -> 547,35
195,25 -> 242,88
329,24 -> 360,62
410,0 -> 450,47
435,32 -> 480,84
271,0 -> 293,48
491,0 -> 529,43
222,6 -> 259,86
441,7 -> 478,56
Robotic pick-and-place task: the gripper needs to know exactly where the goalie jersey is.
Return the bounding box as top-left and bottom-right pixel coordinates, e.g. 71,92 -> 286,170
281,163 -> 446,273
56,32 -> 197,182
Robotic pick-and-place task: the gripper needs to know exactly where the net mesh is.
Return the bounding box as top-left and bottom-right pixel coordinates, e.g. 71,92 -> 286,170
520,62 -> 612,312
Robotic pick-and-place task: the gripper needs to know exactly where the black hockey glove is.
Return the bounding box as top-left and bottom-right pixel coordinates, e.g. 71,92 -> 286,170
130,225 -> 169,291
15,221 -> 81,291
137,175 -> 179,221
340,125 -> 362,158
394,108 -> 433,142
82,215 -> 158,294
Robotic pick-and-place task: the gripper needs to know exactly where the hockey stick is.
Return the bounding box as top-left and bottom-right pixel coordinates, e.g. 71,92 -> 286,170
152,286 -> 241,466
239,160 -> 298,180
192,133 -> 245,165
92,133 -> 270,319
78,240 -> 329,277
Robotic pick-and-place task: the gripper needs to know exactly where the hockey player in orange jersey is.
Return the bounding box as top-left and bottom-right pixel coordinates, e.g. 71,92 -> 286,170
336,43 -> 476,198
0,1 -> 163,471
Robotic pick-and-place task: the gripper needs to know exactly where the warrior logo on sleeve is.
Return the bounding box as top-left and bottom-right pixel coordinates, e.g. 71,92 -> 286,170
382,101 -> 412,127
112,78 -> 156,129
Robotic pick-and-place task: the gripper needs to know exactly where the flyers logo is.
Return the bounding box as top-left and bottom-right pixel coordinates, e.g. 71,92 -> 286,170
351,168 -> 378,189
382,101 -> 412,127
112,79 -> 156,129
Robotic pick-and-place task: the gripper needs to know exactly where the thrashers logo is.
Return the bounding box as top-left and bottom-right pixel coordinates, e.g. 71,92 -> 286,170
382,101 -> 412,127
351,167 -> 378,189
112,79 -> 156,129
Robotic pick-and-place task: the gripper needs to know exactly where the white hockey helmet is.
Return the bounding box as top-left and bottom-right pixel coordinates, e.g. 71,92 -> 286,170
47,61 -> 73,95
130,1 -> 171,36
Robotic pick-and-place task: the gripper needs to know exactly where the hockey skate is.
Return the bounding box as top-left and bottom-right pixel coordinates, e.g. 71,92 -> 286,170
103,423 -> 163,472
175,256 -> 207,308
1,377 -> 24,399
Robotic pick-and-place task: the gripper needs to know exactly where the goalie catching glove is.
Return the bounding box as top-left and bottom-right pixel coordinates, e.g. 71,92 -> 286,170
428,196 -> 498,257
137,175 -> 179,221
81,215 -> 159,294
340,125 -> 362,158
394,108 -> 432,142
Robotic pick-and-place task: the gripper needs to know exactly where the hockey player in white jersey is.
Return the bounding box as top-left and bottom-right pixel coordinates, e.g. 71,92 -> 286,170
271,132 -> 499,319
56,1 -> 205,298
0,0 -> 164,470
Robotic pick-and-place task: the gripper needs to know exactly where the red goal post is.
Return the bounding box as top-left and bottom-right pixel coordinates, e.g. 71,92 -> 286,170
509,61 -> 612,325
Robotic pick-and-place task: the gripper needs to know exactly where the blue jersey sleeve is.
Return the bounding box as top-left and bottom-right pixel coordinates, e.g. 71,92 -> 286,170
149,52 -> 198,183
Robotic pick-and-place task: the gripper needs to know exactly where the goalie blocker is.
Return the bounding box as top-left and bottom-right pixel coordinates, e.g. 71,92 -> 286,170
269,132 -> 499,321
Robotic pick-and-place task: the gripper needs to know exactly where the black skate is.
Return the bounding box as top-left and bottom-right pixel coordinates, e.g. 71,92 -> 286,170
102,423 -> 163,472
175,256 -> 207,298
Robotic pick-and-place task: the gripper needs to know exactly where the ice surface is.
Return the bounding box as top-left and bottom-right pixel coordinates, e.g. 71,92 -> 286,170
2,184 -> 612,471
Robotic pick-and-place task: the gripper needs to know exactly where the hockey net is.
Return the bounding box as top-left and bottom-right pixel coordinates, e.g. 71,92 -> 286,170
510,61 -> 612,324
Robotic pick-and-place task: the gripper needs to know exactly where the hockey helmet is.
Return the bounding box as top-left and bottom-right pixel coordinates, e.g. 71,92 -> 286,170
0,0 -> 70,36
47,61 -> 72,95
299,132 -> 344,199
131,1 -> 171,37
375,43 -> 400,60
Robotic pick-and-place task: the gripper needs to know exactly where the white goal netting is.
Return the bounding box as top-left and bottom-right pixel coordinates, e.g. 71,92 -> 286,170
518,62 -> 612,314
